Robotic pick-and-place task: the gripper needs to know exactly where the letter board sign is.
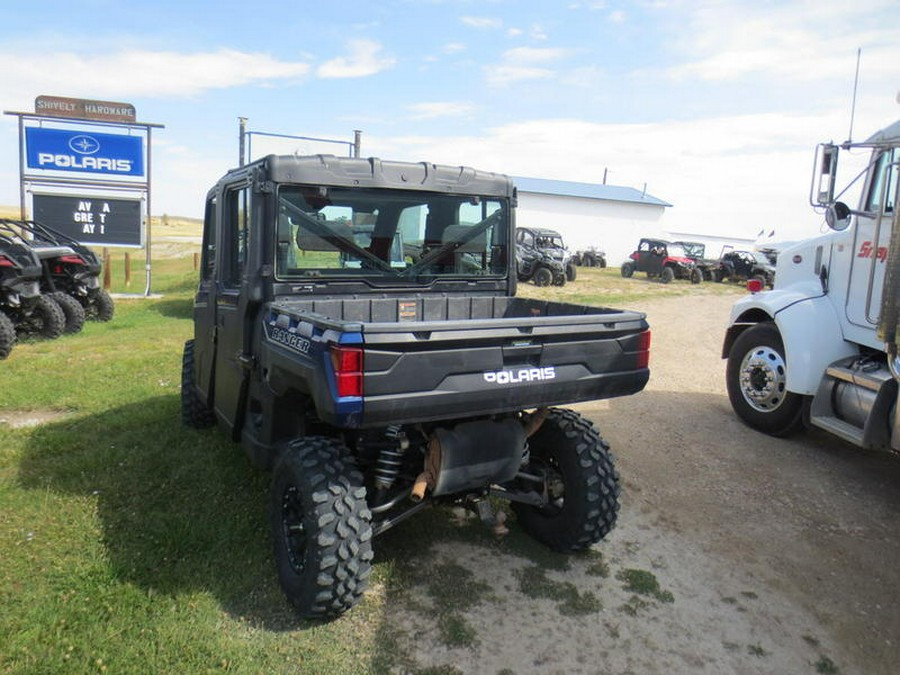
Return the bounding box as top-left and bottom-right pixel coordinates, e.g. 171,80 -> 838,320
25,127 -> 144,177
32,194 -> 142,247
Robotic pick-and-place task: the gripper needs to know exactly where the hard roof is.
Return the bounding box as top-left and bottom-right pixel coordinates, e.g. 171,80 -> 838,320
513,176 -> 672,208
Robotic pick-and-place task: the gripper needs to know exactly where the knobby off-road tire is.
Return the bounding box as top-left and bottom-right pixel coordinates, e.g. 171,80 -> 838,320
532,266 -> 553,287
513,408 -> 620,552
660,266 -> 675,284
85,289 -> 115,322
620,262 -> 634,278
0,312 -> 16,360
566,262 -> 577,282
726,322 -> 804,436
271,437 -> 374,619
690,268 -> 703,284
180,339 -> 216,428
52,292 -> 86,334
18,295 -> 65,339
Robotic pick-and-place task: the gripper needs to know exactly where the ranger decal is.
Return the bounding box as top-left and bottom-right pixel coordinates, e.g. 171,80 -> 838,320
266,323 -> 311,354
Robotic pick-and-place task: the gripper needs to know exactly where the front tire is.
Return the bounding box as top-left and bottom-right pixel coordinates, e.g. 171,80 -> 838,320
271,437 -> 374,619
181,339 -> 216,428
690,268 -> 702,284
726,322 -> 804,436
532,266 -> 553,287
660,266 -> 675,284
513,408 -> 620,552
566,262 -> 577,282
0,312 -> 15,359
620,262 -> 634,278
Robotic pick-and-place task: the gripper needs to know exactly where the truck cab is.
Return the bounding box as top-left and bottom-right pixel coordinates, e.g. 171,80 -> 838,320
723,120 -> 899,450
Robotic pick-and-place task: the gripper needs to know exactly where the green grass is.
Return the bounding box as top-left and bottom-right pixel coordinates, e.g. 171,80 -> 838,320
0,254 -> 733,673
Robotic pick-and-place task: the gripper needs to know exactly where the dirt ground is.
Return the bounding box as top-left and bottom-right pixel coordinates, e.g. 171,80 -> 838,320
388,290 -> 900,674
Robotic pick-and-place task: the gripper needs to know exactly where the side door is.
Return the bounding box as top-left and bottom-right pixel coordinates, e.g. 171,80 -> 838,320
192,193 -> 218,405
846,147 -> 895,329
212,181 -> 253,434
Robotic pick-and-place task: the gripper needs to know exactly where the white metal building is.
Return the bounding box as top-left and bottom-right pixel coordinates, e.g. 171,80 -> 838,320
513,176 -> 673,266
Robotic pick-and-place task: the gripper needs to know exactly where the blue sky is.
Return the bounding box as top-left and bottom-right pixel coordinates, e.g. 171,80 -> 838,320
1,0 -> 899,242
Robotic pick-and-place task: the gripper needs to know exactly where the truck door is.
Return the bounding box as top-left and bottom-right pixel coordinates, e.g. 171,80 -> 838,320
846,148 -> 896,329
212,182 -> 253,434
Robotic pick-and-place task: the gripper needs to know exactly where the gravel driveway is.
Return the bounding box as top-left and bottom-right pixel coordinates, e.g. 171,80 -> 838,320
386,291 -> 900,675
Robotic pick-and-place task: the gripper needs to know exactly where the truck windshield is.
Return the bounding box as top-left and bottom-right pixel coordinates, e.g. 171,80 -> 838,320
275,186 -> 509,280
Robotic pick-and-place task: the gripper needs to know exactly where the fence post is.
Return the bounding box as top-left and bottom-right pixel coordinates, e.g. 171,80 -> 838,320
125,252 -> 131,287
103,248 -> 111,290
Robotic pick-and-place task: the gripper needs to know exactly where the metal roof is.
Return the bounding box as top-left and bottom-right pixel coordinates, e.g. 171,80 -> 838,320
513,176 -> 672,208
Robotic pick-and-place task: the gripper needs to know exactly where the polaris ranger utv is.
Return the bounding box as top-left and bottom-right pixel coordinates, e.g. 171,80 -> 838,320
182,155 -> 651,618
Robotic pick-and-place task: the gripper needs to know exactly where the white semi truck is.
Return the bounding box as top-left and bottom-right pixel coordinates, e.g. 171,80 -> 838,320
723,117 -> 899,450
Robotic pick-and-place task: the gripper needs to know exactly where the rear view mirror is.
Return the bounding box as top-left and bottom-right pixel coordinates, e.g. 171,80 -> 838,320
812,143 -> 839,206
825,201 -> 852,231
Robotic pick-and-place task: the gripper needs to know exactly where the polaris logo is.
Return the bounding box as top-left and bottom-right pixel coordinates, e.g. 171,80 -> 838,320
483,366 -> 556,384
36,153 -> 133,173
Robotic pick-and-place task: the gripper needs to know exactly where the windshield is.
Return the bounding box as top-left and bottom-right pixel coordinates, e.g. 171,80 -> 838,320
275,186 -> 508,281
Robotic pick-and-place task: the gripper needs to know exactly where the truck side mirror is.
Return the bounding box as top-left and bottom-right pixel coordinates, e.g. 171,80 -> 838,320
825,201 -> 852,231
812,143 -> 839,206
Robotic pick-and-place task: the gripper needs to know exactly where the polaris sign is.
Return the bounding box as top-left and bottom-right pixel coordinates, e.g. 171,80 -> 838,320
25,127 -> 144,177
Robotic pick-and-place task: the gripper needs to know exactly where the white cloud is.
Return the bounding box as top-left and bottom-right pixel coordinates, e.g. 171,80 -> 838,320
369,111 -> 856,243
0,49 -> 311,103
665,1 -> 900,83
442,42 -> 466,54
407,101 -> 476,119
484,47 -> 570,86
317,40 -> 396,79
460,16 -> 503,29
607,10 -> 626,23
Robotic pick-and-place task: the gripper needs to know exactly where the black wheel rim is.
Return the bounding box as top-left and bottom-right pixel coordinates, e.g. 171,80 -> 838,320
281,485 -> 307,574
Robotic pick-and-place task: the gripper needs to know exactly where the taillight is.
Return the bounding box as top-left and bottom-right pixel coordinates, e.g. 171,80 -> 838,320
746,278 -> 764,293
636,330 -> 651,369
0,255 -> 14,268
331,345 -> 363,398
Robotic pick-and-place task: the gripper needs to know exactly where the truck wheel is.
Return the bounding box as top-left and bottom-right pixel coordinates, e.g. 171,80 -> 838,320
52,292 -> 86,334
18,295 -> 65,339
661,267 -> 675,284
271,437 -> 374,619
513,408 -> 620,552
86,290 -> 115,322
726,322 -> 804,436
620,262 -> 634,278
181,339 -> 216,428
566,262 -> 577,282
690,268 -> 702,284
0,312 -> 15,359
532,266 -> 553,287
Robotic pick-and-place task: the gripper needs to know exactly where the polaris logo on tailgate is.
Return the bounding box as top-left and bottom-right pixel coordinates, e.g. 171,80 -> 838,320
483,367 -> 556,384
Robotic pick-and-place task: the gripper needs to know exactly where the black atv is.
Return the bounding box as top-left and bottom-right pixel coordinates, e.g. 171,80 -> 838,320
0,219 -> 114,324
0,231 -> 65,357
515,226 -> 571,286
715,249 -> 776,288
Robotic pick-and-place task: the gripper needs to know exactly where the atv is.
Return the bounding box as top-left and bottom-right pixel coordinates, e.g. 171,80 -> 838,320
515,226 -> 572,285
0,230 -> 65,356
620,238 -> 702,284
0,219 -> 114,323
715,249 -> 776,288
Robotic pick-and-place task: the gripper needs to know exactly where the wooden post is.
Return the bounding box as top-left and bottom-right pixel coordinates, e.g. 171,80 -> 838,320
103,248 -> 111,290
125,252 -> 131,287
193,252 -> 199,271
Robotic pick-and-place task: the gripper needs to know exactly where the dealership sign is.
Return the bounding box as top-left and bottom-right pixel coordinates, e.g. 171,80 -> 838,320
35,95 -> 137,123
25,127 -> 144,177
32,194 -> 142,247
